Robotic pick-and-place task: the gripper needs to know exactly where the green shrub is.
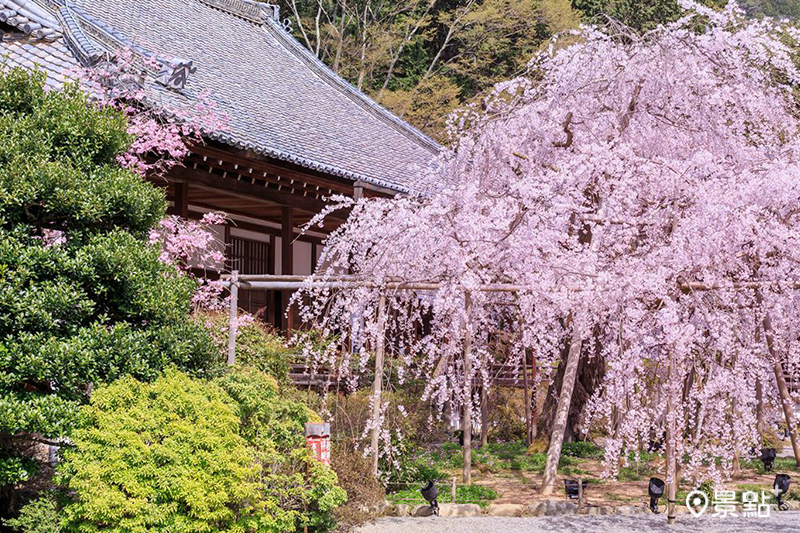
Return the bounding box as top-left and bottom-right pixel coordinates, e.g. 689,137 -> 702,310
215,367 -> 347,532
58,370 -> 263,531
200,311 -> 290,382
0,67 -> 217,504
54,368 -> 346,532
3,492 -> 62,533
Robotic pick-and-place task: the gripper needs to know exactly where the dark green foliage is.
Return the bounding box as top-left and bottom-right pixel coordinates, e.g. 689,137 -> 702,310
571,0 -> 684,31
740,0 -> 800,20
2,492 -> 62,533
561,441 -> 604,458
0,67 -> 217,510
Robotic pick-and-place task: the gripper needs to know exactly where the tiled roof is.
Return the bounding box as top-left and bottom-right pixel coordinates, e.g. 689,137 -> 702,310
1,38 -> 78,90
0,0 -> 439,192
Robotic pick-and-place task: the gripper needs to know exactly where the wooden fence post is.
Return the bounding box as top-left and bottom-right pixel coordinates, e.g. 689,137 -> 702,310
227,270 -> 239,366
523,348 -> 532,445
370,293 -> 387,477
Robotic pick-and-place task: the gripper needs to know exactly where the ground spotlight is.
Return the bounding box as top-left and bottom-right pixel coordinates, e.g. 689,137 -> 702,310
421,480 -> 439,516
648,477 -> 665,514
761,448 -> 777,471
774,474 -> 791,511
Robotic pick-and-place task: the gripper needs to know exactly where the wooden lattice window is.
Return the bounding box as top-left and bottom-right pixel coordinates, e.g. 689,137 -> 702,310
229,236 -> 270,274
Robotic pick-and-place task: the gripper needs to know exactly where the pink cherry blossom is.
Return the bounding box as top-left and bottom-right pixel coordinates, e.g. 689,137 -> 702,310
292,1 -> 800,482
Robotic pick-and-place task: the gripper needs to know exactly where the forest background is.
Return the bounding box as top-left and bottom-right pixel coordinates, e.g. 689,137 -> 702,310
272,0 -> 800,141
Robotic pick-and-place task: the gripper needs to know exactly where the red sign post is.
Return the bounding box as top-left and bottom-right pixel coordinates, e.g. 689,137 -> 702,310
305,422 -> 331,465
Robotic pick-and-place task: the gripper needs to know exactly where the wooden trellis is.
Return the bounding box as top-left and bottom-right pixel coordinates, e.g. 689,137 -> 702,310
221,272 -> 800,524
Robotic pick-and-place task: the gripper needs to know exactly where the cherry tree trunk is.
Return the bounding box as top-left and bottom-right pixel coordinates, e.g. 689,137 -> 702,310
756,292 -> 800,467
541,332 -> 582,495
370,294 -> 387,477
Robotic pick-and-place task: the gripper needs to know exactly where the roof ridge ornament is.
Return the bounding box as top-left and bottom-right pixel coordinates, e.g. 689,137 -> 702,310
155,57 -> 197,91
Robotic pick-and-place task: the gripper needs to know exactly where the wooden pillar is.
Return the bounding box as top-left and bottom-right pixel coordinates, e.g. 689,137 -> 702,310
370,294 -> 387,477
227,270 -> 239,366
311,243 -> 318,275
462,292 -> 473,484
281,207 -> 294,333
756,291 -> 800,467
267,235 -> 276,327
223,224 -> 232,272
173,182 -> 189,219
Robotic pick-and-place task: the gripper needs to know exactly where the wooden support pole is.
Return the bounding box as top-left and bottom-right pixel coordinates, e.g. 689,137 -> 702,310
523,349 -> 532,446
370,293 -> 387,477
756,291 -> 800,467
666,351 -> 677,525
463,292 -> 473,484
541,330 -> 582,495
480,384 -> 489,448
281,207 -> 294,334
577,477 -> 584,513
227,270 -> 239,366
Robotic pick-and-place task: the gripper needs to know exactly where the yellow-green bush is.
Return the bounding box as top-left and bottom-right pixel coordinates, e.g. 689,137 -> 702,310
41,369 -> 346,532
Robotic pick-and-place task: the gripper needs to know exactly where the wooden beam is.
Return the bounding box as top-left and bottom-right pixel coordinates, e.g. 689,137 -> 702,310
185,209 -> 325,246
191,144 -> 356,195
169,165 -> 347,217
191,201 -> 286,221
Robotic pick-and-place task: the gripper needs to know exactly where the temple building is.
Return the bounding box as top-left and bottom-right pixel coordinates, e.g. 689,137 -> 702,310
0,0 -> 439,328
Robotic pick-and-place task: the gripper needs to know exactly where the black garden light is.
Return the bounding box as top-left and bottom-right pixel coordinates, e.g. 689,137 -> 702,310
648,477 -> 666,514
773,474 -> 791,511
421,480 -> 439,516
761,448 -> 777,471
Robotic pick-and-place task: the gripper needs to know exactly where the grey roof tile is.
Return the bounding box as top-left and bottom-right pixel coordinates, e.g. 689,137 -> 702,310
2,0 -> 438,192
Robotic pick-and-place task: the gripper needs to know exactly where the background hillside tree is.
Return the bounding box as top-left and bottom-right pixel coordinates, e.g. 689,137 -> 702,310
274,0 -> 799,139
0,68 -> 217,519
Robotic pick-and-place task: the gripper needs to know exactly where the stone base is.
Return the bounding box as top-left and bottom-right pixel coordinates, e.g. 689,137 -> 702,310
485,503 -> 525,517
438,503 -> 482,517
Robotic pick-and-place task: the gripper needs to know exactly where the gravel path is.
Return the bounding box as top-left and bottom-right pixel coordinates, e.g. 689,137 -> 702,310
357,512 -> 800,532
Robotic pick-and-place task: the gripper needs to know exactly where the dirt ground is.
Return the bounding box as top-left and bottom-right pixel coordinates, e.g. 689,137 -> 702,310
452,455 -> 796,507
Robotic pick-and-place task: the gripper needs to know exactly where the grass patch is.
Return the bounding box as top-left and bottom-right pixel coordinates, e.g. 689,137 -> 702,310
741,457 -> 799,475
424,440 -> 582,475
387,484 -> 498,508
